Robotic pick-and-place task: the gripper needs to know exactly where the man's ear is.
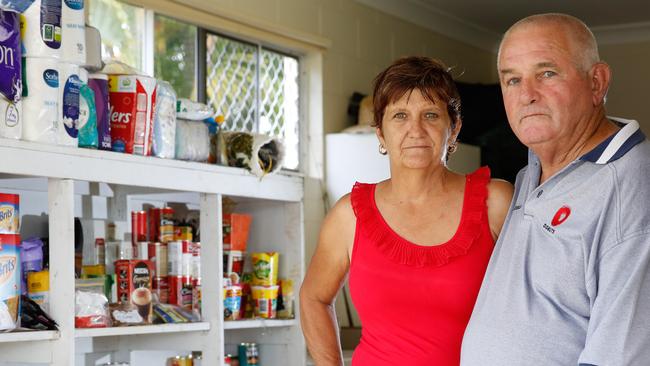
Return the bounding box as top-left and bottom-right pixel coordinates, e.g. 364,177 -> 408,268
590,62 -> 611,106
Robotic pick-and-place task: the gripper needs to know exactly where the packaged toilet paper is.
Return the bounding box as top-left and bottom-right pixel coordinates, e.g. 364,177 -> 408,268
22,57 -> 58,144
60,0 -> 84,65
88,73 -> 110,150
1,0 -> 35,13
20,0 -> 62,58
0,9 -> 22,139
58,61 -> 80,146
78,83 -> 96,148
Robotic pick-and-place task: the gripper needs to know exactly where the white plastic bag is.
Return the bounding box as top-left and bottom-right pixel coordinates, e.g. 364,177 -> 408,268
176,98 -> 214,121
152,80 -> 177,158
175,119 -> 209,161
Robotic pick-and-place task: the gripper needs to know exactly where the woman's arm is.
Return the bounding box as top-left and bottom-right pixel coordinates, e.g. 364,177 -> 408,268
486,179 -> 515,240
300,194 -> 355,366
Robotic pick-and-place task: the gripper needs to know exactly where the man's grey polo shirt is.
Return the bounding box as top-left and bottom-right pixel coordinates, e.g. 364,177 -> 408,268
461,118 -> 650,365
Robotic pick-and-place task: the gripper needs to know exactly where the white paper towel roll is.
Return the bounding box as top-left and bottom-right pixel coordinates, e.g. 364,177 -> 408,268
22,57 -> 59,144
58,61 -> 80,146
60,0 -> 85,65
21,0 -> 62,58
0,99 -> 21,139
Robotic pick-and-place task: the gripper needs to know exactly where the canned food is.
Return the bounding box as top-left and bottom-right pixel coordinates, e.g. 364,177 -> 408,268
95,238 -> 105,265
168,241 -> 191,276
149,207 -> 174,243
174,225 -> 193,241
191,242 -> 201,281
131,211 -> 147,244
248,343 -> 259,365
136,241 -> 149,260
148,242 -> 168,277
192,279 -> 201,316
152,276 -> 169,303
168,275 -> 191,306
238,343 -> 248,366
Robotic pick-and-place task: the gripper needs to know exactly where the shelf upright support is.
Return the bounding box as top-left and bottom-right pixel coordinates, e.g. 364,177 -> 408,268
199,193 -> 223,364
48,178 -> 76,365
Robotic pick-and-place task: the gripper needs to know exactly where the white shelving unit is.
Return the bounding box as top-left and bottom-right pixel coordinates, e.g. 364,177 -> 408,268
0,138 -> 306,365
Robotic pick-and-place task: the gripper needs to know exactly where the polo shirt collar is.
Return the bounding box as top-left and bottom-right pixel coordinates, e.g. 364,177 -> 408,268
580,117 -> 645,164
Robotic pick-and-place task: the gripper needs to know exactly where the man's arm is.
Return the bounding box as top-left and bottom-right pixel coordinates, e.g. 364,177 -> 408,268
579,232 -> 650,365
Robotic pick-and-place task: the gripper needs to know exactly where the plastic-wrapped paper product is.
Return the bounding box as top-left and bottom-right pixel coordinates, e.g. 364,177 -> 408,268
87,73 -> 110,150
20,0 -> 62,58
176,98 -> 213,121
108,74 -> 157,155
0,0 -> 35,12
101,59 -> 140,75
152,80 -> 176,158
0,9 -> 22,139
175,119 -> 209,161
57,61 -> 80,146
77,83 -> 97,148
218,131 -> 285,177
83,25 -> 101,71
60,0 -> 85,65
22,57 -> 58,144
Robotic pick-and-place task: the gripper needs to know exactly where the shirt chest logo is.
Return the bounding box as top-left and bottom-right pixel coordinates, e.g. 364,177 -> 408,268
541,205 -> 571,235
551,206 -> 571,226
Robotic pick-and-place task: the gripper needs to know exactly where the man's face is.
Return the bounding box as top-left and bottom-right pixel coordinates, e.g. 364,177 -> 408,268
498,24 -> 594,148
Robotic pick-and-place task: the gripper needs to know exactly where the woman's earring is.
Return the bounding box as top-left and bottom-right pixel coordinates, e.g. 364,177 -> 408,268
379,144 -> 388,155
447,142 -> 457,155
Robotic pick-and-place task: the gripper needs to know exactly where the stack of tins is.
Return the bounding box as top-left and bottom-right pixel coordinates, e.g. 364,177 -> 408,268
130,207 -> 200,313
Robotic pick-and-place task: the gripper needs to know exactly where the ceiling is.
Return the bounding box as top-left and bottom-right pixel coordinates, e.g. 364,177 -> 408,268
357,0 -> 650,51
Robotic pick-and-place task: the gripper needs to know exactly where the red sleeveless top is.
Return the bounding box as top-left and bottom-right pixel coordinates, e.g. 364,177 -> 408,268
348,167 -> 494,366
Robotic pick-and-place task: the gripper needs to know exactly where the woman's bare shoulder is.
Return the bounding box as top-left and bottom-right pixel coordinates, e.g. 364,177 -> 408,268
486,179 -> 514,238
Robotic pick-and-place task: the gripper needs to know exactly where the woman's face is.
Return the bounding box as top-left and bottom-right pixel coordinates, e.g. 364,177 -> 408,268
377,89 -> 460,170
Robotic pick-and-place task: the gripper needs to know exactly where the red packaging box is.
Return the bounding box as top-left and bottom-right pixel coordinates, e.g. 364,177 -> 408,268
222,213 -> 252,251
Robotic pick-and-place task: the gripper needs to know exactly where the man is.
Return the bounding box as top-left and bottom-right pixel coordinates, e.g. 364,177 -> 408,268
461,13 -> 650,365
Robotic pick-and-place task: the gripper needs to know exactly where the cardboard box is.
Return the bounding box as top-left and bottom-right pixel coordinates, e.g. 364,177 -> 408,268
115,259 -> 153,323
222,213 -> 252,251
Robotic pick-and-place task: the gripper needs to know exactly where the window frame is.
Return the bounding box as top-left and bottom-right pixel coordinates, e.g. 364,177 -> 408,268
89,0 -> 324,176
142,8 -> 305,171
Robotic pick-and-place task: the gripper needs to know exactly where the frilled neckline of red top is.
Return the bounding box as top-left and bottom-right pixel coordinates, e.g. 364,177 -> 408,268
351,166 -> 490,268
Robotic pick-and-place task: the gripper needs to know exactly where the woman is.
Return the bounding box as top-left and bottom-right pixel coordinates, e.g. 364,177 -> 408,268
300,56 -> 513,365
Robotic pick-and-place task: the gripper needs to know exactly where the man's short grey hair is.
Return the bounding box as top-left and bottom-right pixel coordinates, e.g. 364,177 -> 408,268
497,13 -> 600,72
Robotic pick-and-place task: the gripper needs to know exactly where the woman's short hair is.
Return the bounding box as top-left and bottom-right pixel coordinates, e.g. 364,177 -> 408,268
372,56 -> 461,130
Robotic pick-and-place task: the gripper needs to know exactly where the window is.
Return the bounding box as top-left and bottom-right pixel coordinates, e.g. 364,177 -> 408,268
89,3 -> 301,171
206,34 -> 258,133
206,33 -> 300,170
88,0 -> 145,71
260,50 -> 300,170
154,15 -> 198,100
